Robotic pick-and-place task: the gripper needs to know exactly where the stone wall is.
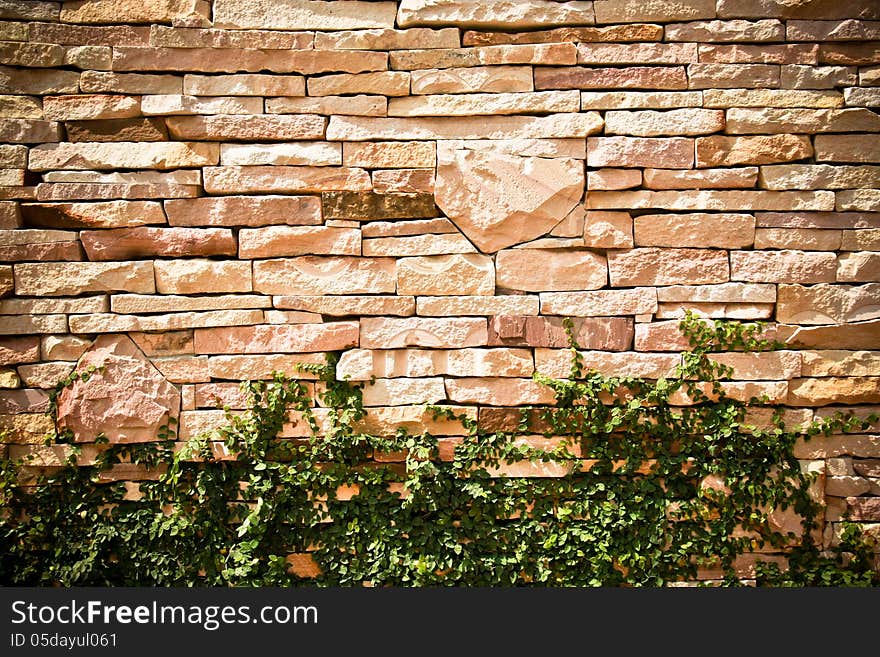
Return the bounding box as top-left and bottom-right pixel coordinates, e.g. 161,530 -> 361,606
1,0 -> 879,574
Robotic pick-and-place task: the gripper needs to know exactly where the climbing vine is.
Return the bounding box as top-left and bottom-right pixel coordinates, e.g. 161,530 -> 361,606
0,313 -> 877,586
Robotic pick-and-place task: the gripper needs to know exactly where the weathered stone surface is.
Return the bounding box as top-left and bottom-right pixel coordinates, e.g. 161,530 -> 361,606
608,248 -> 729,286
0,336 -> 39,365
781,64 -> 857,89
789,377 -> 880,406
842,229 -> 880,250
0,95 -> 42,119
0,314 -> 67,335
837,190 -> 880,213
65,118 -> 169,143
344,136 -> 436,164
536,349 -> 680,380
0,388 -> 49,414
754,228 -> 841,250
489,315 -> 633,350
326,113 -> 602,141
372,169 -> 436,194
633,213 -> 755,248
359,317 -> 487,349
315,27 -> 459,50
445,377 -> 556,406
703,88 -> 844,108
593,0 -> 714,22
416,295 -> 539,317
410,66 -> 533,95
253,257 -> 396,295
17,361 -> 76,389
389,90 -> 579,117
718,0 -> 880,20
696,135 -> 813,167
583,211 -> 633,248
587,168 -> 641,190
782,320 -> 880,350
55,334 -> 180,444
308,71 -> 410,97
322,191 -> 436,220
355,405 -> 474,438
363,233 -> 474,257
203,166 -> 370,194
819,43 -> 880,66
496,249 -> 606,292
166,115 -> 326,141
193,322 -> 358,355
815,135 -> 880,163
111,294 -> 269,314
60,0 -> 209,24
658,283 -> 776,304
581,90 -> 702,109
391,44 -> 576,70
397,254 -> 494,296
150,25 -> 314,49
604,109 -> 724,137
731,251 -> 837,283
759,164 -> 880,190
0,65 -> 79,95
435,141 -> 584,253
540,288 -> 657,316
643,167 -> 759,190
361,377 -> 446,407
213,0 -> 397,30
578,42 -> 697,65
0,118 -> 60,143
39,335 -> 88,362
68,309 -> 263,334
154,259 -> 251,294
844,87 -> 880,107
587,137 -> 693,168
666,18 -> 784,41
756,211 -> 880,229
802,351 -> 880,377
0,296 -> 107,317
726,108 -> 880,134
0,227 -> 82,262
265,95 -> 386,117
536,66 -> 688,90
62,45 -> 112,70
206,353 -> 326,381
184,73 -> 305,97
788,19 -> 880,41
165,196 -> 320,228
140,94 -> 262,116
81,227 -> 235,260
219,142 -> 340,167
274,295 -> 414,317
838,252 -> 880,282
698,43 -> 817,64
28,141 -> 218,171
239,226 -> 359,259
397,1 -> 594,29
0,412 -> 55,443
42,94 -> 140,120
707,351 -> 803,381
14,261 -> 154,296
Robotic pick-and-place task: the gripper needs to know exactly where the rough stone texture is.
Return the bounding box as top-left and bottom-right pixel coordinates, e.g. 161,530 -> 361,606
397,1 -> 595,29
397,254 -> 495,296
759,165 -> 880,190
696,135 -> 814,167
416,295 -> 539,317
165,196 -> 321,228
488,316 -> 633,351
14,261 -> 155,296
154,259 -> 252,294
213,0 -> 397,30
203,166 -> 371,194
496,249 -> 606,292
435,141 -> 584,253
81,227 -> 236,260
726,108 -> 880,134
643,167 -> 758,190
389,90 -> 580,117
633,213 -> 755,248
55,334 -> 180,443
777,284 -> 880,325
540,288 -> 657,316
731,250 -> 837,283
587,137 -> 694,168
608,248 -> 729,286
837,252 -> 880,282
238,226 -> 359,259
253,257 -> 396,295
604,109 -> 725,137
28,141 -> 218,171
536,66 -> 688,90
360,317 -> 488,349
193,322 -> 358,355
411,66 -> 533,95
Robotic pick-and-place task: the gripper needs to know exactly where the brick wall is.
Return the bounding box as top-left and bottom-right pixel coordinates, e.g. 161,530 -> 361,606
0,0 -> 878,568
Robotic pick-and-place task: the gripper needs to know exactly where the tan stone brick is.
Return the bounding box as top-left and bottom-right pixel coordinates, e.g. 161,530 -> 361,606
643,167 -> 758,190
14,261 -> 154,296
0,336 -> 39,365
315,27 -> 459,50
587,168 -> 642,190
265,95 -> 386,117
726,107 -> 880,134
696,135 -> 813,167
389,90 -> 580,117
699,44 -> 817,64
0,118 -> 60,143
860,66 -> 880,85
608,248 -> 729,286
0,314 -> 67,335
397,254 -> 494,296
754,228 -> 842,251
183,73 -> 305,96
583,211 -> 633,248
397,0 -> 595,29
837,190 -> 880,213
214,0 -> 397,30
165,114 -> 326,141
0,65 -> 79,95
194,322 -> 358,355
203,166 -> 370,194
604,108 -> 724,136
16,361 -> 73,388
128,330 -> 194,357
490,316 -> 634,351
42,94 -> 140,120
0,95 -> 42,119
28,141 -> 217,172
391,44 -> 577,70
0,296 -> 107,316
154,259 -> 251,294
219,142 -> 341,167
580,90 -> 702,109
579,42 -> 696,65
111,294 -> 270,314
342,141 -> 435,169
731,250 -> 837,284
634,213 -> 755,248
165,196 -> 321,228
60,0 -> 210,24
360,317 -> 487,348
842,229 -> 880,250
361,377 -> 446,406
372,169 -> 436,194
759,164 -> 880,191
815,135 -> 880,164
593,0 -> 714,22
416,295 -> 539,317
536,66 -> 688,90
756,211 -> 880,229
81,227 -> 235,260
535,349 -> 680,380
781,65 -> 857,89
658,283 -> 776,303
844,87 -> 880,107
273,295 -> 414,317
707,351 -> 802,381
495,249 -> 606,292
688,63 -> 780,89
39,335 -> 88,362
838,252 -> 880,282
150,25 -> 314,49
308,71 -> 410,97
662,300 -> 767,320
355,405 -> 475,437
177,409 -> 230,440
0,228 -> 81,262
789,377 -> 880,406
665,19 -> 784,42
363,233 -> 474,257
781,321 -> 880,350
326,113 -> 602,141
802,351 -> 880,377
0,413 -> 54,443
253,257 -> 396,295
140,94 -> 262,116
261,310 -> 322,325
702,88 -> 844,108
206,353 -> 327,380
539,288 -> 658,316
787,19 -> 880,41
587,136 -> 694,168
239,226 -> 360,259
68,309 -> 263,334
80,71 -> 182,94
192,381 -> 252,407
30,22 -> 151,46
410,66 -> 533,95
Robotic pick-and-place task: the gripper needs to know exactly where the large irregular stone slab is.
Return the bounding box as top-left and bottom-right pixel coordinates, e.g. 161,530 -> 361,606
55,334 -> 180,443
434,140 -> 584,253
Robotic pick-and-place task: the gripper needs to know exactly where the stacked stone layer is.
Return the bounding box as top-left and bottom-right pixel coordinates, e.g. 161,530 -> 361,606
1,0 -> 879,577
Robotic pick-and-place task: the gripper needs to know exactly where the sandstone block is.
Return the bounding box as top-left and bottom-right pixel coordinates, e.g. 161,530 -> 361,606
593,0 -> 715,22
643,167 -> 759,190
390,44 -> 577,70
30,22 -> 151,47
789,377 -> 880,406
435,141 -> 584,253
0,336 -> 39,365
111,294 -> 269,314
372,169 -> 436,194
165,114 -> 326,141
397,1 -> 594,29
322,191 -> 436,220
815,135 -> 880,163
28,141 -> 218,171
193,322 -> 358,355
154,259 -> 252,294
496,249 -> 606,292
389,90 -> 580,117
665,19 -> 784,41
578,42 -> 697,65
781,65 -> 857,89
0,145 -> 29,169
315,27 -> 459,50
338,347 -> 533,380
731,250 -> 837,283
587,169 -> 642,191
536,65 -> 687,90
363,233 -> 475,257
726,108 -> 880,134
658,283 -> 776,303
361,377 -> 446,407
696,135 -> 813,167
587,136 -> 694,168
581,90 -> 702,110
0,228 -> 82,262
708,351 -> 802,381
55,334 -> 179,444
14,261 -> 154,296
203,166 -> 371,194
308,71 -> 410,97
802,351 -> 880,377
583,211 -> 633,248
60,0 -> 210,24
842,229 -> 880,250
165,196 -> 321,227
718,0 -> 879,20
0,296 -> 108,317
781,321 -> 880,350
397,254 -> 494,296
0,412 -> 53,443
17,361 -> 76,389
0,65 -> 79,95
787,19 -> 880,41
150,25 -> 314,50
360,317 -> 487,348
81,227 -> 236,260
838,252 -> 880,282
343,141 -> 435,168
445,377 -> 556,406
140,94 -> 262,116
608,248 -> 729,286
42,94 -> 140,120
239,226 -> 359,259
273,295 -> 415,317
753,228 -> 841,251
0,315 -> 67,335
488,316 -> 633,350
68,310 -> 263,334
213,0 -> 397,30
759,164 -> 880,190
756,211 -> 880,229
604,109 -> 724,136
0,388 -> 49,414
535,349 -> 680,380
184,73 -> 305,96
253,257 -> 396,295
633,213 -> 755,248
219,142 -> 340,167
837,190 -> 880,213
539,288 -> 658,316
844,87 -> 880,107
0,118 -> 60,143
206,353 -> 326,381
699,44 -> 817,64
820,43 -> 880,66
80,71 -> 182,94
702,88 -> 843,108
128,330 -> 194,357
416,295 -> 540,317
65,118 -> 169,143
355,405 -> 474,438
410,66 -> 533,95
40,335 -> 89,362
265,95 -> 386,117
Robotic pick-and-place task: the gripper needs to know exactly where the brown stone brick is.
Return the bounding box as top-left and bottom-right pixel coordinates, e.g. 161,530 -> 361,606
688,64 -> 781,89
0,65 -> 79,95
66,118 -> 169,142
633,213 -> 755,248
0,118 -> 60,143
166,196 -> 321,228
322,191 -> 436,220
488,316 -> 633,351
80,227 -> 235,261
717,0 -> 879,20
203,166 -> 370,194
608,248 -> 729,286
819,43 -> 880,66
536,66 -> 688,90
696,135 -> 813,167
815,135 -> 880,164
464,24 -> 663,46
0,336 -> 39,365
80,71 -> 182,94
22,201 -> 166,229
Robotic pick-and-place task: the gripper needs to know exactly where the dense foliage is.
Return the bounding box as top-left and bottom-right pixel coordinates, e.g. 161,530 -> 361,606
1,314 -> 877,586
